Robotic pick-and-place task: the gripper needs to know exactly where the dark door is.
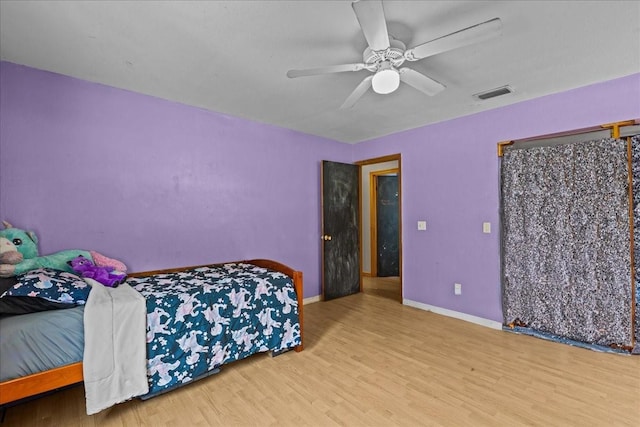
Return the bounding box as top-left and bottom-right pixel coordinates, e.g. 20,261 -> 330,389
321,160 -> 360,301
376,175 -> 399,276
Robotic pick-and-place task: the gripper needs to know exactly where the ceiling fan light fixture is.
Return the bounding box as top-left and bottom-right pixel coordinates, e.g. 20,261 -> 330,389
372,62 -> 400,94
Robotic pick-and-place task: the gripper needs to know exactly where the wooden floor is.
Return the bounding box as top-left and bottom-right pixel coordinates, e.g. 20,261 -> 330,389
3,277 -> 639,426
361,275 -> 401,302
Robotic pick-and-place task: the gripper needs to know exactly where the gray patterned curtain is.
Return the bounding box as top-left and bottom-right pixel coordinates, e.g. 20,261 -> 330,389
632,135 -> 639,350
501,138 -> 633,347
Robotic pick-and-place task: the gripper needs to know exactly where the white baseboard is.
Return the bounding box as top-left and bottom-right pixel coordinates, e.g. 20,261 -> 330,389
403,299 -> 503,330
303,295 -> 321,305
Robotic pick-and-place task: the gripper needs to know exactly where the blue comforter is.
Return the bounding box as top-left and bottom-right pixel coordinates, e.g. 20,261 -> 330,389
128,263 -> 301,395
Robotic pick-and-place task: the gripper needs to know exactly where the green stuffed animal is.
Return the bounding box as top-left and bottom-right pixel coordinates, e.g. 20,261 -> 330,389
0,221 -> 126,277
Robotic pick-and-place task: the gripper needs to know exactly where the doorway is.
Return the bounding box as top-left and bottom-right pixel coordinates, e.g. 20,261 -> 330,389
320,155 -> 402,303
357,154 -> 402,302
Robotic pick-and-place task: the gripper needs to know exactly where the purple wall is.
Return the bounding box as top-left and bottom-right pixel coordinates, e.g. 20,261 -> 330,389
1,60 -> 638,321
0,61 -> 352,298
354,73 -> 640,321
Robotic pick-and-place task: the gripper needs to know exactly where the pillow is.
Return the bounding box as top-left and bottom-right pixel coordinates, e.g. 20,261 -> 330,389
1,268 -> 91,306
0,274 -> 76,315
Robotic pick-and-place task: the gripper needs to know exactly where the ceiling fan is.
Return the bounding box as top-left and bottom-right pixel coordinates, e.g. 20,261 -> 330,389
286,0 -> 502,109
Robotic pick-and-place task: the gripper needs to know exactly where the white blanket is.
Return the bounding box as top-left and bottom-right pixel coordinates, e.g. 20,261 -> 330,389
83,279 -> 149,415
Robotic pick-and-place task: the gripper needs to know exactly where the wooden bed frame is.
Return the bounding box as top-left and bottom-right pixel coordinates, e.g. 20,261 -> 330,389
0,259 -> 304,406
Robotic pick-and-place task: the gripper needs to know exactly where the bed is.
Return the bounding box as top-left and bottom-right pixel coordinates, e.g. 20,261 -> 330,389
0,258 -> 304,412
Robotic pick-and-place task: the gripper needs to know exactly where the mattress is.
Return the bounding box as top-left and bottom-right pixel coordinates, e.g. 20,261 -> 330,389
0,306 -> 85,382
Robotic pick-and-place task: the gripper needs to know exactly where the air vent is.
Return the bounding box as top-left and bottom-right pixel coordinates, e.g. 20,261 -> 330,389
473,85 -> 513,100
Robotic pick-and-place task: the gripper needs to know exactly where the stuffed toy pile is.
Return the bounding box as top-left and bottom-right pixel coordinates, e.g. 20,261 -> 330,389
0,221 -> 127,287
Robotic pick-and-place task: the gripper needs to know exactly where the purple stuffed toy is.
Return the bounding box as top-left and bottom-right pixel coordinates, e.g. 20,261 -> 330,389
68,255 -> 126,288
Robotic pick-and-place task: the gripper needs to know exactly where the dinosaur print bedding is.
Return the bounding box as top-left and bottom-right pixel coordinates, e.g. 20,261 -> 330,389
127,262 -> 302,396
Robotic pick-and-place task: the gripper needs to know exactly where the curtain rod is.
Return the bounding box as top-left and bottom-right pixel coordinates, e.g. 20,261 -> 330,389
497,119 -> 639,157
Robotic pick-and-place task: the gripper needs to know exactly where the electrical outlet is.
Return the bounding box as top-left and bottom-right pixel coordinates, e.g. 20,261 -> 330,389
483,222 -> 491,234
454,283 -> 462,295
417,221 -> 427,231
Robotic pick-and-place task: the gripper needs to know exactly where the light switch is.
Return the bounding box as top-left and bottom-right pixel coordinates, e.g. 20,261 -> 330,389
417,221 -> 427,231
454,283 -> 462,295
483,222 -> 491,234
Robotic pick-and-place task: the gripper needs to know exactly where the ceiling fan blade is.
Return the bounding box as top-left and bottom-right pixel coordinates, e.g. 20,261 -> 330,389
287,63 -> 366,78
340,75 -> 373,109
404,18 -> 502,61
352,0 -> 390,51
399,68 -> 445,96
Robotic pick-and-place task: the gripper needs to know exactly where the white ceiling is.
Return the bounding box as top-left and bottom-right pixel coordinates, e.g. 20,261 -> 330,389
1,1 -> 638,143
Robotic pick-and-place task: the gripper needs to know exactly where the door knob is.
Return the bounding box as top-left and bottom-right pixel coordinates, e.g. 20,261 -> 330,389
321,234 -> 332,241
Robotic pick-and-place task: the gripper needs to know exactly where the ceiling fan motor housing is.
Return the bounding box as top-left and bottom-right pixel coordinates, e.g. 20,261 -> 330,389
363,37 -> 406,70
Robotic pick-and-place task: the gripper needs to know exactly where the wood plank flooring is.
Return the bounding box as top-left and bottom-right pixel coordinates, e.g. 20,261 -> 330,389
3,278 -> 639,426
361,275 -> 401,302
